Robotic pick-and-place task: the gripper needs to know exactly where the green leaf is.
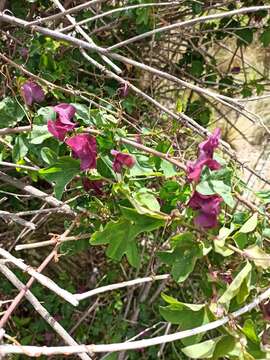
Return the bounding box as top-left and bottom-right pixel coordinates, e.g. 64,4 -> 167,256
218,262 -> 252,308
255,189 -> 270,204
263,228 -> 270,239
197,178 -> 235,208
91,208 -> 165,267
160,294 -> 209,346
30,125 -> 52,145
242,319 -> 259,344
133,189 -> 160,212
244,245 -> 270,270
212,335 -> 236,359
40,147 -> 58,165
12,135 -> 28,163
233,232 -> 248,250
158,233 -> 203,282
214,226 -> 234,256
239,213 -> 258,233
236,28 -> 253,45
260,28 -> 270,47
39,157 -> 80,199
182,337 -> 222,359
0,97 -> 25,128
160,159 -> 176,177
36,106 -> 56,124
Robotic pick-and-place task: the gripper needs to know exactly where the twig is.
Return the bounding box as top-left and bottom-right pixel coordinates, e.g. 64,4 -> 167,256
75,274 -> 170,301
0,223 -> 75,329
1,284 -> 270,355
0,248 -> 79,306
27,0 -> 106,25
0,126 -> 31,135
0,265 -> 92,360
52,0 -> 121,74
0,161 -> 39,171
107,6 -> 270,50
60,2 -> 181,33
15,233 -> 91,251
0,171 -> 74,214
0,211 -> 36,230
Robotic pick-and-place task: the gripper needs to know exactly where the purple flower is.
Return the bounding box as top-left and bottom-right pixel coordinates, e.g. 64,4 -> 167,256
231,66 -> 241,74
47,103 -> 76,141
66,134 -> 97,171
20,47 -> 29,60
187,128 -> 221,182
118,83 -> 129,97
54,103 -> 76,125
111,150 -> 135,173
187,158 -> 221,182
199,128 -> 221,159
82,177 -> 103,195
188,191 -> 222,229
21,80 -> 45,106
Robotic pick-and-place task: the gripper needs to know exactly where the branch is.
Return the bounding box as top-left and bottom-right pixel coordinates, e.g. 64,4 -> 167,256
60,2 -> 181,33
27,0 -> 106,25
75,274 -> 170,301
0,222 -> 75,329
0,248 -> 79,306
0,211 -> 36,230
52,0 -> 121,74
108,6 -> 270,51
0,265 -> 92,360
0,171 -> 74,215
15,233 -> 92,251
0,126 -> 31,135
1,285 -> 269,355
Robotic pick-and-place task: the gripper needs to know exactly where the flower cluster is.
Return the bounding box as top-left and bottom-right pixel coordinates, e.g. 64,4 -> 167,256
187,129 -> 222,229
45,103 -> 135,190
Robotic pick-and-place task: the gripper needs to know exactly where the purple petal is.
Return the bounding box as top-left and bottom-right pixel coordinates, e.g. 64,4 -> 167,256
111,150 -> 135,173
199,128 -> 221,158
47,119 -> 75,141
194,212 -> 218,229
54,103 -> 76,125
187,158 -> 221,182
66,134 -> 97,170
82,177 -> 103,195
21,81 -> 44,106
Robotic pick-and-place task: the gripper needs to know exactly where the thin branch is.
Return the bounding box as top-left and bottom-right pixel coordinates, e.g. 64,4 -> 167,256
0,171 -> 74,215
52,0 -> 121,74
0,223 -> 75,328
0,126 -> 31,135
107,6 -> 270,51
60,2 -> 181,33
0,161 -> 39,171
75,274 -> 170,301
0,211 -> 36,230
0,265 -> 92,360
0,248 -> 79,306
27,0 -> 106,25
1,285 -> 270,355
15,233 -> 92,251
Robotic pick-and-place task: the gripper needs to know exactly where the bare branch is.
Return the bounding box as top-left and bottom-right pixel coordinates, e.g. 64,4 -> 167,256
76,274 -> 170,301
0,265 -> 92,360
0,248 -> 79,306
108,6 -> 270,51
1,285 -> 270,355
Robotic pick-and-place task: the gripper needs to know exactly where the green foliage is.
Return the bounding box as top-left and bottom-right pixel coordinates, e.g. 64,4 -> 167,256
91,207 -> 165,267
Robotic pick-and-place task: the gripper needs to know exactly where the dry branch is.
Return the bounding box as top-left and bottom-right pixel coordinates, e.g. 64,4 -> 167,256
0,249 -> 79,306
0,285 -> 269,355
0,265 -> 91,360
